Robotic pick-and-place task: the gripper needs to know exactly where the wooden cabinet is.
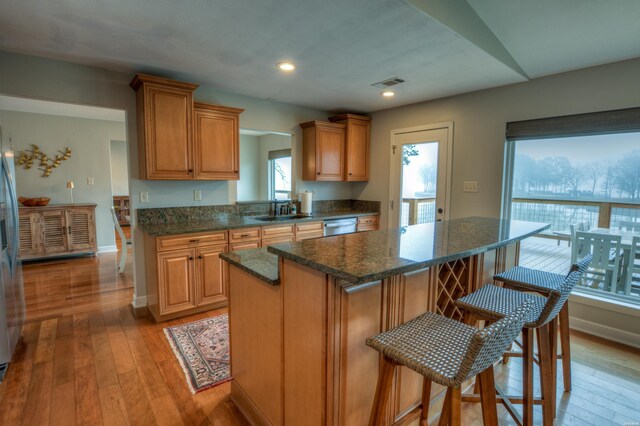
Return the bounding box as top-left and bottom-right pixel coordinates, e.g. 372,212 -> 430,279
301,121 -> 346,181
193,102 -> 243,180
131,74 -> 244,181
145,230 -> 229,321
329,114 -> 371,181
18,204 -> 97,260
357,214 -> 379,232
294,221 -> 323,241
131,74 -> 199,180
112,196 -> 130,225
230,227 -> 261,251
262,224 -> 295,246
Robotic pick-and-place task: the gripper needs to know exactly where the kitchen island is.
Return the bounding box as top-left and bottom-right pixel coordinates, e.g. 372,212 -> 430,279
222,217 -> 548,426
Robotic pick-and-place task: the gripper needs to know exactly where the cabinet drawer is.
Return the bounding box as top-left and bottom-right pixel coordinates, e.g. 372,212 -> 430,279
157,231 -> 228,251
357,215 -> 379,226
229,227 -> 261,243
262,235 -> 294,246
261,224 -> 294,237
295,231 -> 323,242
295,221 -> 323,233
231,241 -> 261,251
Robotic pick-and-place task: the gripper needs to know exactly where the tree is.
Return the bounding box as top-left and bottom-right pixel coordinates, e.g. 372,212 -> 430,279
583,161 -> 606,196
418,164 -> 436,193
402,145 -> 419,166
513,154 -> 537,194
613,150 -> 640,200
563,163 -> 583,194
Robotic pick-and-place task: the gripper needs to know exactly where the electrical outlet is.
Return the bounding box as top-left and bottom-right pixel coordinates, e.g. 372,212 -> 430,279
463,181 -> 478,193
87,177 -> 95,185
139,192 -> 149,203
194,190 -> 202,201
312,189 -> 318,197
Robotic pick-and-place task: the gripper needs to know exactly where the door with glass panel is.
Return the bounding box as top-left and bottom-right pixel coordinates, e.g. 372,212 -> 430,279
389,125 -> 452,227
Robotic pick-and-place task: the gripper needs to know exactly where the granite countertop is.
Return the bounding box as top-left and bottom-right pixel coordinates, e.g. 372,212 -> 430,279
139,210 -> 378,236
267,217 -> 549,285
220,248 -> 279,285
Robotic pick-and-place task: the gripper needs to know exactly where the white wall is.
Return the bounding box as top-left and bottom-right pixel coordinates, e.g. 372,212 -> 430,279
109,140 -> 129,196
0,110 -> 125,250
237,134 -> 260,201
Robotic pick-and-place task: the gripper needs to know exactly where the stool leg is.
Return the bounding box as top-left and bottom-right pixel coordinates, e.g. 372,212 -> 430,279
478,367 -> 498,426
450,387 -> 461,426
537,323 -> 554,426
421,378 -> 432,425
559,303 -> 572,391
548,317 -> 558,418
369,355 -> 396,426
522,328 -> 534,426
438,388 -> 451,426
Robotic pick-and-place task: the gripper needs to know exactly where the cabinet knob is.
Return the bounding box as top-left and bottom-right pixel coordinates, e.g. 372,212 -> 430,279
317,172 -> 321,175
348,173 -> 352,176
198,255 -> 203,259
235,170 -> 238,174
188,169 -> 193,173
189,256 -> 194,261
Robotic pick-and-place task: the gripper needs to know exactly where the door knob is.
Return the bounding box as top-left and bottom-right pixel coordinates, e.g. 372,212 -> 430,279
437,208 -> 443,214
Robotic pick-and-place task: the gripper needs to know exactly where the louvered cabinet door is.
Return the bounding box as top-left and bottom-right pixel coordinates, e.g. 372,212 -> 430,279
41,210 -> 67,254
18,212 -> 40,258
66,208 -> 97,251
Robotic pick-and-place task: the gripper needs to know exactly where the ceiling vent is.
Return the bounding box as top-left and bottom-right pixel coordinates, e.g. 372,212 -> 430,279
371,77 -> 406,89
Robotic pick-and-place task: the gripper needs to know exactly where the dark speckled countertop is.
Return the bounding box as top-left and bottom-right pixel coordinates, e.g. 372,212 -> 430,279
138,210 -> 378,236
267,217 -> 549,285
220,248 -> 279,285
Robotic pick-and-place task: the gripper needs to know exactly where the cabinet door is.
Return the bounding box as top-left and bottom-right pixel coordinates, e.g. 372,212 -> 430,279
194,105 -> 241,180
345,120 -> 370,181
66,209 -> 97,251
144,85 -> 194,179
41,210 -> 67,254
158,249 -> 197,315
317,126 -> 345,181
18,212 -> 40,257
196,245 -> 228,306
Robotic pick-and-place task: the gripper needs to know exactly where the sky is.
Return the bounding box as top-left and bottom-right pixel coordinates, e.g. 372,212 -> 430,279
515,131 -> 640,164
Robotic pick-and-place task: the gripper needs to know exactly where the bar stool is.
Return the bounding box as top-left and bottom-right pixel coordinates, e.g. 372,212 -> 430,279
366,300 -> 532,426
455,268 -> 584,426
493,254 -> 592,392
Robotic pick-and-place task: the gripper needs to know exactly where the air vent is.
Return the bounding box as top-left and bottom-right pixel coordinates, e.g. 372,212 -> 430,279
371,77 -> 406,89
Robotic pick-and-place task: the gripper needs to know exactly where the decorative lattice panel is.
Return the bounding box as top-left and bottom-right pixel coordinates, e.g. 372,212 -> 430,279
435,258 -> 471,321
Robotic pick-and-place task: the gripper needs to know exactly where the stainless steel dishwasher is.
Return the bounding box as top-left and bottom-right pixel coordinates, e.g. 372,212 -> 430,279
323,217 -> 357,236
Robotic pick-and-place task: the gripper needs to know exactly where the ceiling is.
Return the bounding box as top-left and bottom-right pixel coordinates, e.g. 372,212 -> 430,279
0,0 -> 639,113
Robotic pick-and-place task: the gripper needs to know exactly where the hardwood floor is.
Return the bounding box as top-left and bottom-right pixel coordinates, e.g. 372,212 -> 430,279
1,232 -> 639,425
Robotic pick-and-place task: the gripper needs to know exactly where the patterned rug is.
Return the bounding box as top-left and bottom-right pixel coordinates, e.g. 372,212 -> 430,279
163,314 -> 231,394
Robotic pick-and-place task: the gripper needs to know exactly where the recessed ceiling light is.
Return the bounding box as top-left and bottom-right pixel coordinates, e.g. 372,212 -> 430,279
277,62 -> 296,72
381,91 -> 395,97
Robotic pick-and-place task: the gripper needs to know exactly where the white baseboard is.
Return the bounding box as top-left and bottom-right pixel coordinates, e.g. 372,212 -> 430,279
570,316 -> 640,348
98,245 -> 118,253
132,295 -> 148,308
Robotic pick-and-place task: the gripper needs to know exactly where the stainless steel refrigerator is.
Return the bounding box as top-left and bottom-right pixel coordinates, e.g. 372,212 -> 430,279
0,127 -> 25,380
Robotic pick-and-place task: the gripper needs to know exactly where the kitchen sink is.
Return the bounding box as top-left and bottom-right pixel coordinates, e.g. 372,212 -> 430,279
254,215 -> 311,222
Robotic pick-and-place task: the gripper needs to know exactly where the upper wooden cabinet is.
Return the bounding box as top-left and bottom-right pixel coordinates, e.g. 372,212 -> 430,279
300,121 -> 346,181
300,114 -> 371,181
193,102 -> 244,180
130,73 -> 244,180
329,114 -> 371,181
131,74 -> 199,180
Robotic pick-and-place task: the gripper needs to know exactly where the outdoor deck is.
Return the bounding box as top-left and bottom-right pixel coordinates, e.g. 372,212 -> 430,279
519,237 -> 572,274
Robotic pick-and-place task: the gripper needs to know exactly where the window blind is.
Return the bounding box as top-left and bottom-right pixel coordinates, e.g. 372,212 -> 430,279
506,107 -> 640,140
268,149 -> 291,160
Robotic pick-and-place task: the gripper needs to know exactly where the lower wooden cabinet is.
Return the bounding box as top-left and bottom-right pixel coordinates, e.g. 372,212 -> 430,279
145,230 -> 229,321
19,204 -> 97,260
356,214 -> 379,232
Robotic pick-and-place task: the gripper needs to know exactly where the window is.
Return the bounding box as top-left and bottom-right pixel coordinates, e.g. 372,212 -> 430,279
502,107 -> 640,304
269,149 -> 291,200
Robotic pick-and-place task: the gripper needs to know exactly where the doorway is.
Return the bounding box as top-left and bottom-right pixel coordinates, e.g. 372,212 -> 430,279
389,123 -> 453,227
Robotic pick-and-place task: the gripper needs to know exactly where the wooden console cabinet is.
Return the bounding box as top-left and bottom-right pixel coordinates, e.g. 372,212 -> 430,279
19,204 -> 97,260
143,230 -> 229,321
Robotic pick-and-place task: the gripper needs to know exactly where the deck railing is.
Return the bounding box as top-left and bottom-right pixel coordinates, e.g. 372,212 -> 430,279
512,197 -> 640,238
401,197 -> 436,226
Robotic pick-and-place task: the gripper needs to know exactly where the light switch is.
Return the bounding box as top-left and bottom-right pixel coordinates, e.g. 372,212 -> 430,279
463,181 -> 478,193
139,192 -> 149,203
87,177 -> 95,185
194,190 -> 202,201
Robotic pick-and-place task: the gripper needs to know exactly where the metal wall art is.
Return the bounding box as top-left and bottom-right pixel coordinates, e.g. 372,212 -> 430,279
15,144 -> 72,177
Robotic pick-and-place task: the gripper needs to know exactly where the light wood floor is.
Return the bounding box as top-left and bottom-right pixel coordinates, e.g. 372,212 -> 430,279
1,232 -> 639,425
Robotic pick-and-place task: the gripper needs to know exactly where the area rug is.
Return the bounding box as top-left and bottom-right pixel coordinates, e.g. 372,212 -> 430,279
163,314 -> 231,394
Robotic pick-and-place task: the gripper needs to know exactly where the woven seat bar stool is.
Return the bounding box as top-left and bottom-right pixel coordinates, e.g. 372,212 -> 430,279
493,254 -> 592,393
455,268 -> 584,426
366,300 -> 533,426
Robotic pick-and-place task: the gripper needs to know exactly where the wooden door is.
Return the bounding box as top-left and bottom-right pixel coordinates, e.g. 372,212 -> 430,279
41,210 -> 67,254
66,208 -> 97,251
317,125 -> 345,181
18,212 -> 40,258
157,249 -> 197,315
193,103 -> 243,180
196,244 -> 228,306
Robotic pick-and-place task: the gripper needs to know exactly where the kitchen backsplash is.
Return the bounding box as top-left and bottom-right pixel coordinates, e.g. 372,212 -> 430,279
137,199 -> 380,225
